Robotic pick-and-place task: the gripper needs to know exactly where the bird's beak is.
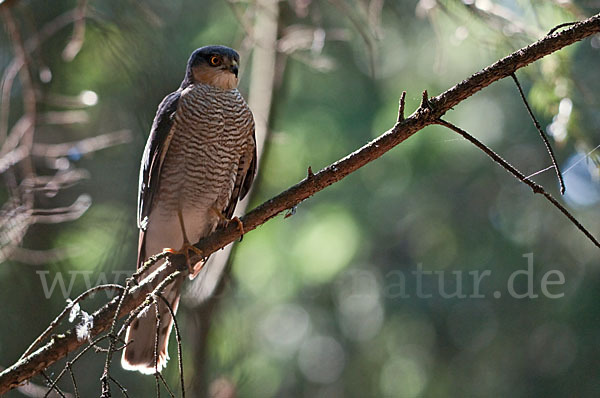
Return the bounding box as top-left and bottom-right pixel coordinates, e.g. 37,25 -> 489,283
229,60 -> 239,77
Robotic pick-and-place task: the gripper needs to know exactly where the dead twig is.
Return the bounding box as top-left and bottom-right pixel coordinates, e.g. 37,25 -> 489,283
511,73 -> 565,194
435,118 -> 599,248
548,21 -> 578,35
156,293 -> 185,398
40,370 -> 67,398
62,0 -> 87,61
21,285 -> 125,360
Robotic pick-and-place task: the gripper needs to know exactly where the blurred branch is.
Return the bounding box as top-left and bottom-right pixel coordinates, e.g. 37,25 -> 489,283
2,12 -> 600,395
38,110 -> 89,125
0,144 -> 28,173
329,0 -> 377,76
2,7 -> 36,135
7,246 -> 76,265
31,129 -> 133,159
31,194 -> 91,224
0,0 -> 130,266
1,7 -> 88,143
1,4 -> 93,154
25,169 -> 90,192
2,6 -> 36,189
458,0 -> 541,36
61,0 -> 87,61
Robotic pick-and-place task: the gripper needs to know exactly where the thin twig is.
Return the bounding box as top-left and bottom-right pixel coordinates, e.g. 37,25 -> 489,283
156,294 -> 185,398
511,73 -> 565,194
100,277 -> 134,397
156,372 -> 176,398
548,21 -> 578,35
398,91 -> 406,122
41,370 -> 67,398
135,251 -> 171,280
66,362 -> 79,398
436,118 -> 599,248
46,335 -> 113,397
525,165 -> 554,179
21,285 -> 125,360
153,299 -> 161,398
116,270 -> 183,339
562,143 -> 600,174
108,375 -> 130,398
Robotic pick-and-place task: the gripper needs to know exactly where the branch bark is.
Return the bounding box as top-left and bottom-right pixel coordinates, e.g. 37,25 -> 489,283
1,12 -> 599,395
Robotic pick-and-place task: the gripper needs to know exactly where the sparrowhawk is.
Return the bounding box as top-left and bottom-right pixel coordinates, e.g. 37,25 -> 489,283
122,45 -> 256,374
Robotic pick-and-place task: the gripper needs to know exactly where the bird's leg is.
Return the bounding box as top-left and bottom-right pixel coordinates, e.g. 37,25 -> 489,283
163,208 -> 204,274
210,207 -> 245,236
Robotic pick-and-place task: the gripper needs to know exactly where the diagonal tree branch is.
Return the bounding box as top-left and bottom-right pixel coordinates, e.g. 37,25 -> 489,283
190,13 -> 600,259
1,12 -> 600,395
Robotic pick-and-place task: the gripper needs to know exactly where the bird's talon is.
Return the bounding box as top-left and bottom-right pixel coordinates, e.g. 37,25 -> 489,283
229,216 -> 245,236
212,206 -> 245,238
162,243 -> 203,275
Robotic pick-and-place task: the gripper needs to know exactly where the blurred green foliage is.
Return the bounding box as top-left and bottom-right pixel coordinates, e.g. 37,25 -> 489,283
1,0 -> 599,397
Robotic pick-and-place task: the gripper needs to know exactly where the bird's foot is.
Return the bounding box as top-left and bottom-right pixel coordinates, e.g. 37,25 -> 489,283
210,207 -> 245,239
229,216 -> 245,237
162,242 -> 204,275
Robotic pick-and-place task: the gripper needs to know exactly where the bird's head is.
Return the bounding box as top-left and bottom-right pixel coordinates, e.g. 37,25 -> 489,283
184,45 -> 240,90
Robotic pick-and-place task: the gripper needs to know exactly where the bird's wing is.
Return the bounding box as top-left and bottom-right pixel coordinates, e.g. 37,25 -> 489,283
240,131 -> 257,200
137,90 -> 181,230
137,90 -> 180,268
223,110 -> 257,221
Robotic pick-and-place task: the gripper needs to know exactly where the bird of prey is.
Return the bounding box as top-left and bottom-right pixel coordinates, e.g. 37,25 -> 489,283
122,45 -> 256,374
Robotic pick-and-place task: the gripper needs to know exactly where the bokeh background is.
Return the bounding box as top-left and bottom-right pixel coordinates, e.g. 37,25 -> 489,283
1,0 -> 600,397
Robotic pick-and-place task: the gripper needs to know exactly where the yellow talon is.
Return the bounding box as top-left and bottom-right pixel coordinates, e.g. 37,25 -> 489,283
210,207 -> 245,237
230,216 -> 245,236
163,243 -> 204,274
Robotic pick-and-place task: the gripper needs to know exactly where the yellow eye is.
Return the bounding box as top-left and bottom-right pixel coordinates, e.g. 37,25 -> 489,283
209,56 -> 222,66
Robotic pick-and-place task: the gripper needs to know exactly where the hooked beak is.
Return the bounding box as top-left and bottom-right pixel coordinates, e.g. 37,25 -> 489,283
229,60 -> 239,77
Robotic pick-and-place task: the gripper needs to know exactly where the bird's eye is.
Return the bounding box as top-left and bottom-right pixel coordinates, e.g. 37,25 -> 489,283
209,56 -> 222,66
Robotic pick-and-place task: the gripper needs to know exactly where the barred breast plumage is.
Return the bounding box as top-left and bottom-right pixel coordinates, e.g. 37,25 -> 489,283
156,83 -> 254,217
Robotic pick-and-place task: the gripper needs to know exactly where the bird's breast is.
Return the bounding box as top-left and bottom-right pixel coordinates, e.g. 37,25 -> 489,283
155,84 -> 253,214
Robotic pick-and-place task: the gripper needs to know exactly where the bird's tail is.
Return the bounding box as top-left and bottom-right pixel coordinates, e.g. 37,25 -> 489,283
121,277 -> 182,374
